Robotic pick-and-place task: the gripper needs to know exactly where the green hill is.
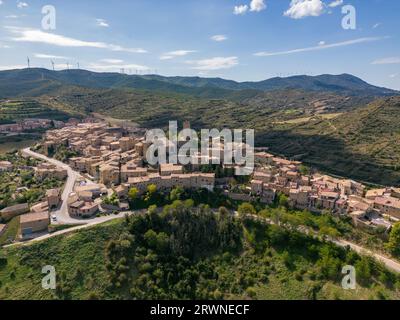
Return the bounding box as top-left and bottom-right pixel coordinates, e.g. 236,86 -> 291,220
0,100 -> 76,123
0,68 -> 397,100
1,68 -> 400,185
256,96 -> 400,185
1,205 -> 399,300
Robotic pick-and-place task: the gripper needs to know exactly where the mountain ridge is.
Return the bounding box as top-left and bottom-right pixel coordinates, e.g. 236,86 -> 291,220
0,68 -> 398,99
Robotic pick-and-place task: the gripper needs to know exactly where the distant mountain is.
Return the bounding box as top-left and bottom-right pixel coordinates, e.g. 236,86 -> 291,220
241,74 -> 398,96
142,73 -> 399,96
0,68 -> 397,100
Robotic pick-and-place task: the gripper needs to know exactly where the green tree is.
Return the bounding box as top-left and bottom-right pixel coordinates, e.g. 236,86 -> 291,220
238,203 -> 256,217
128,187 -> 139,201
355,256 -> 372,284
170,187 -> 184,201
386,222 -> 400,256
147,184 -> 157,195
299,165 -> 310,176
278,193 -> 289,208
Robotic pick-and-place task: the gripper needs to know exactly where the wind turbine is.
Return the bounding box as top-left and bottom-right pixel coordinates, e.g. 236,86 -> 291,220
51,60 -> 55,71
27,56 -> 30,69
77,62 -> 80,69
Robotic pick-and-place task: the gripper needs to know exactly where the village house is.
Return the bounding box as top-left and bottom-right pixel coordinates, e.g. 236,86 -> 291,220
0,161 -> 13,172
119,137 -> 137,152
30,201 -> 49,213
67,193 -> 99,218
19,211 -> 50,239
160,164 -> 184,176
261,188 -> 276,204
350,210 -> 392,233
129,172 -> 215,195
74,183 -> 107,198
46,189 -> 61,210
35,163 -> 68,181
374,196 -> 400,220
289,187 -> 311,209
120,163 -> 148,182
0,203 -> 29,221
99,164 -> 120,186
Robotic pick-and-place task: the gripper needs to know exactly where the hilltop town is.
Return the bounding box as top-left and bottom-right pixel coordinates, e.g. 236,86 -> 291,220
1,118 -> 400,243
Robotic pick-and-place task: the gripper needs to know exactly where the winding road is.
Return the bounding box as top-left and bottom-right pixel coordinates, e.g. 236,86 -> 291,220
22,148 -> 95,225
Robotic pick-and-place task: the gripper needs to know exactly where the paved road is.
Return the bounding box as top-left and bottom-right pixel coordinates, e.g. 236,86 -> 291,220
334,239 -> 400,274
21,148 -> 94,225
246,213 -> 400,274
5,211 -> 138,248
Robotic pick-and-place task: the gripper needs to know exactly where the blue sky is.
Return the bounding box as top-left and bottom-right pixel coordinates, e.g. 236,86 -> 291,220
0,0 -> 399,89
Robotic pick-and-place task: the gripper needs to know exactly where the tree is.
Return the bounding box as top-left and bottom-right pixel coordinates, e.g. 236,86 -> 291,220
278,193 -> 289,208
147,184 -> 157,195
144,229 -> 169,252
170,187 -> 184,201
319,226 -> 340,240
128,187 -> 139,201
299,165 -> 310,176
238,203 -> 256,217
386,222 -> 400,256
355,256 -> 372,284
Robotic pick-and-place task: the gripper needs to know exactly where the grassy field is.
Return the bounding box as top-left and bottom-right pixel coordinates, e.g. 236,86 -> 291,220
0,216 -> 20,246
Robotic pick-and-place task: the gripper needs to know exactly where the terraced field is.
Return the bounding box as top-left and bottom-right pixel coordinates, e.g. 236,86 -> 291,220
0,100 -> 73,124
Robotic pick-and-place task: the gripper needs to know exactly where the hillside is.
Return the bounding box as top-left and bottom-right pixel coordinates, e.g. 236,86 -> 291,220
0,100 -> 76,124
257,96 -> 400,185
1,68 -> 400,185
35,86 -> 369,129
1,205 -> 399,300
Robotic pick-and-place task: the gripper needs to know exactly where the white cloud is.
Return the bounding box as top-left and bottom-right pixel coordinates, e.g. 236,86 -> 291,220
318,41 -> 326,46
96,19 -> 109,28
328,0 -> 343,8
6,27 -> 147,53
234,5 -> 248,15
389,73 -> 398,78
17,1 -> 28,9
250,0 -> 267,12
34,53 -> 69,59
234,1 -> 266,15
0,64 -> 26,70
160,50 -> 196,60
0,1 -> 4,5
87,63 -> 149,73
100,59 -> 124,64
187,56 -> 239,71
371,57 -> 400,65
373,22 -> 382,29
284,0 -> 325,19
211,35 -> 228,42
255,37 -> 386,57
